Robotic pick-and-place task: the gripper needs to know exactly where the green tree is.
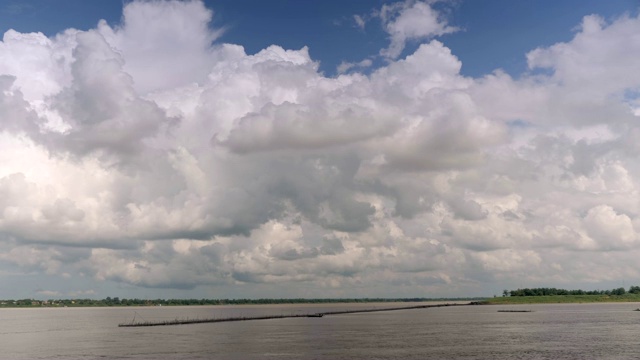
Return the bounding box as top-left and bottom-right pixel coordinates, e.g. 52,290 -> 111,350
612,287 -> 626,295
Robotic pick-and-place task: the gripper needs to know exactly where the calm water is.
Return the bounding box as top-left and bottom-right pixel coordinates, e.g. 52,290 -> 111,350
2,302 -> 640,359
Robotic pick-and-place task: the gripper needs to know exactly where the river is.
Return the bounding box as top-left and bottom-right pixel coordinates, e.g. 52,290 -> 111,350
2,302 -> 640,359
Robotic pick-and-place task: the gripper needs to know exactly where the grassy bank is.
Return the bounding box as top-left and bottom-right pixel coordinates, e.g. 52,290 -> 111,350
482,294 -> 640,305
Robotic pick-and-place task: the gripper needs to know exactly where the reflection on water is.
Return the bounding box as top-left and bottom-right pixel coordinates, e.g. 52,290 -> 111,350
2,302 -> 640,359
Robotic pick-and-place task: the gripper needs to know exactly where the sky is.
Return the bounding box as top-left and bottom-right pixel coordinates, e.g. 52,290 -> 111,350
0,0 -> 639,300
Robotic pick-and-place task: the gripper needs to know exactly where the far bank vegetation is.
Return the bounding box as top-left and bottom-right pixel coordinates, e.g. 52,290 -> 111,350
484,286 -> 640,304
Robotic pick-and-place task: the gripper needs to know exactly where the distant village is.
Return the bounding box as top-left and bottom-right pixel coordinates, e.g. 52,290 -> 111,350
0,298 -> 199,307
0,298 -> 152,307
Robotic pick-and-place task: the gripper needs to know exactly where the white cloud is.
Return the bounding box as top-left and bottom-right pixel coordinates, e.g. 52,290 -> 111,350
0,1 -> 640,298
527,14 -> 640,96
584,205 -> 637,250
0,29 -> 75,101
354,14 -> 366,30
379,1 -> 457,59
97,0 -> 224,94
337,58 -> 372,74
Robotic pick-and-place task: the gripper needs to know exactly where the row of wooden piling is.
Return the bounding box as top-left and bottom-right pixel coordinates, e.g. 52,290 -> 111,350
118,302 -> 471,327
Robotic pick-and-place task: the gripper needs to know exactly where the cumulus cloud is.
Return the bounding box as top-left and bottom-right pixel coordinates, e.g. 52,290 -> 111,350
1,0 -> 640,298
378,0 -> 458,59
584,205 -> 637,250
97,0 -> 224,94
527,14 -> 640,97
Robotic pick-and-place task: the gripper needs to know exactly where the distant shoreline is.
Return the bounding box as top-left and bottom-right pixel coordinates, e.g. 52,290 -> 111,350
3,296 -> 639,308
481,294 -> 640,305
0,297 -> 485,308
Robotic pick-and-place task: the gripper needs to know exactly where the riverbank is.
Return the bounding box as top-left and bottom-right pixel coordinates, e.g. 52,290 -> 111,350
482,294 -> 640,304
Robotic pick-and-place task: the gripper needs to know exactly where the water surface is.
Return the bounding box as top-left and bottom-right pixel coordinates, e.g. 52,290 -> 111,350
2,302 -> 640,359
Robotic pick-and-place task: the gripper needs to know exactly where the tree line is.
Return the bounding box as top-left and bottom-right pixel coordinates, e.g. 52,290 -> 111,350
0,296 -> 483,307
504,286 -> 640,297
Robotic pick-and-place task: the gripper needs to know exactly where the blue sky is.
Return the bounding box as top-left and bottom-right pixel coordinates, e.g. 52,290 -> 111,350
1,0 -> 638,77
1,0 -> 640,300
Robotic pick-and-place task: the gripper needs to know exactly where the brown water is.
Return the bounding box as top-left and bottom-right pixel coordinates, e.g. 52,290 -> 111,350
1,302 -> 640,359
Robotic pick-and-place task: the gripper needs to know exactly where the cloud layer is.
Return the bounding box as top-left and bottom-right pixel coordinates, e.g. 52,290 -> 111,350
1,0 -> 640,298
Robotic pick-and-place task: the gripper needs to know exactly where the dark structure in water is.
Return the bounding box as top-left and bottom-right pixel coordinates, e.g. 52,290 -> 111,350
118,302 -> 470,327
